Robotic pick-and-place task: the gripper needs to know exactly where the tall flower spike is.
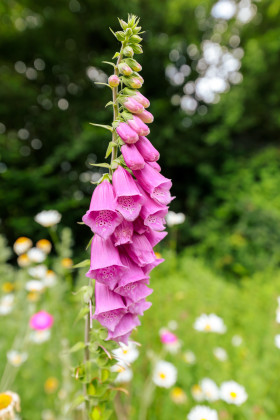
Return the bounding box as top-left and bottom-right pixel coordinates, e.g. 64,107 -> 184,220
86,235 -> 127,290
82,180 -> 123,239
113,165 -> 143,221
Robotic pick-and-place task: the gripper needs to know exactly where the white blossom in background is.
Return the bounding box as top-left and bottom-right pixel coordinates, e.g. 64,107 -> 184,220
275,334 -> 280,349
200,378 -> 220,402
27,248 -> 46,263
29,329 -> 51,344
13,237 -> 33,255
220,380 -> 248,405
232,334 -> 243,346
112,341 -> 139,364
111,362 -> 133,383
194,313 -> 227,333
167,320 -> 178,330
191,384 -> 204,402
35,210 -> 62,227
183,350 -> 196,365
43,270 -> 57,288
152,361 -> 177,388
28,264 -> 47,279
187,405 -> 218,420
25,280 -> 45,293
7,350 -> 28,367
166,211 -> 186,227
213,347 -> 228,361
0,294 -> 14,316
211,0 -> 237,20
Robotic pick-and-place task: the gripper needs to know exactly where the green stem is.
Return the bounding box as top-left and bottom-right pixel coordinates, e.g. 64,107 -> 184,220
83,309 -> 91,418
110,44 -> 124,175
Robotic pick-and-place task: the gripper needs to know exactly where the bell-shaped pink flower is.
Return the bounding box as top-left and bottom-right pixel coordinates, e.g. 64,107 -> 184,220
82,180 -> 123,239
125,233 -> 156,267
29,311 -> 54,330
127,115 -> 150,136
108,75 -> 120,87
126,298 -> 152,316
93,283 -> 126,331
148,161 -> 161,172
123,97 -> 144,114
139,186 -> 168,231
135,136 -> 159,162
107,314 -> 141,344
133,92 -> 150,108
118,253 -> 150,287
121,144 -> 145,170
116,122 -> 139,144
86,235 -> 127,290
133,163 -> 174,205
116,282 -> 153,302
133,216 -> 148,235
143,257 -> 165,275
137,109 -> 154,123
112,166 -> 143,221
145,229 -> 167,247
113,220 -> 134,246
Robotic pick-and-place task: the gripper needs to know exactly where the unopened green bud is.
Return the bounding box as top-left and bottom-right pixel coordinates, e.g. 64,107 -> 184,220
118,62 -> 133,76
132,44 -> 143,54
123,46 -> 134,57
125,58 -> 142,72
115,31 -> 126,42
125,28 -> 133,37
130,35 -> 142,43
118,19 -> 128,30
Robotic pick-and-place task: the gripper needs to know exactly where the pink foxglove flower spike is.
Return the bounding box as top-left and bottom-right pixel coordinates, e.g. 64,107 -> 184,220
82,15 -> 173,345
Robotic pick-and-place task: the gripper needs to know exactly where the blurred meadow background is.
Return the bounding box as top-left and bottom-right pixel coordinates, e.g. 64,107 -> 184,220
1,0 -> 280,419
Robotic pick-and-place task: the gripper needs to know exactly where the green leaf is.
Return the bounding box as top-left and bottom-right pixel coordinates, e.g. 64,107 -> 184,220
69,342 -> 86,353
112,52 -> 120,59
74,305 -> 90,324
105,101 -> 114,108
77,221 -> 85,225
102,61 -> 116,68
86,236 -> 94,250
73,259 -> 91,268
90,163 -> 111,169
68,394 -> 86,411
89,123 -> 112,132
94,82 -> 110,87
105,141 -> 117,159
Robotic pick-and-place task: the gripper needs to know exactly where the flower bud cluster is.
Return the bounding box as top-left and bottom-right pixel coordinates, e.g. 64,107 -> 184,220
83,16 -> 174,344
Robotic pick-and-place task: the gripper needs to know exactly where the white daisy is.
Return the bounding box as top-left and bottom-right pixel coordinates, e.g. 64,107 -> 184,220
213,347 -> 228,361
187,405 -> 218,420
167,320 -> 178,331
0,295 -> 14,316
7,350 -> 28,367
166,211 -> 185,227
112,341 -> 139,364
220,380 -> 248,405
13,237 -> 32,255
191,384 -> 204,402
152,360 -> 177,388
231,335 -> 243,347
274,334 -> 280,349
42,270 -> 57,288
183,350 -> 196,365
194,313 -> 226,333
29,329 -> 51,344
111,362 -> 133,383
0,391 -> 20,419
200,378 -> 219,402
35,210 -> 62,227
28,264 -> 47,279
27,248 -> 46,263
25,280 -> 45,293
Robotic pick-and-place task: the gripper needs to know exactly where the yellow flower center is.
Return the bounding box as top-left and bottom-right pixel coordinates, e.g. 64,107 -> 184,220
2,282 -> 15,293
155,252 -> 162,259
122,350 -> 128,354
204,324 -> 212,331
27,292 -> 40,302
192,384 -> 202,394
36,239 -> 52,253
61,258 -> 73,268
44,377 -> 59,394
230,391 -> 237,398
172,387 -> 183,397
159,372 -> 166,379
0,393 -> 12,409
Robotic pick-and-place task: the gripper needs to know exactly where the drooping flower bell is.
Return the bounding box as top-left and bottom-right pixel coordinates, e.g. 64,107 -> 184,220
121,144 -> 145,170
116,122 -> 139,144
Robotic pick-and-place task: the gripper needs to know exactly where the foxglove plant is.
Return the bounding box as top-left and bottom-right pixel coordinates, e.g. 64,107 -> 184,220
75,14 -> 173,418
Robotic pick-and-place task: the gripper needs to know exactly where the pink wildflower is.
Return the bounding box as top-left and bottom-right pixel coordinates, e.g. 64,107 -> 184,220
29,311 -> 54,330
